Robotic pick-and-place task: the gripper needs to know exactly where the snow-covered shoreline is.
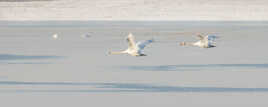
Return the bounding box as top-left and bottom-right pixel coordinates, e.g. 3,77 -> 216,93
0,0 -> 268,21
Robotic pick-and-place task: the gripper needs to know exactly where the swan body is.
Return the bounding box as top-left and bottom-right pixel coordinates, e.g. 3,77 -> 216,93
180,34 -> 217,48
109,33 -> 153,56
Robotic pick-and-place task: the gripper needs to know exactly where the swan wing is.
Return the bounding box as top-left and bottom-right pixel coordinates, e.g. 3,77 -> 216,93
206,35 -> 217,42
197,34 -> 204,40
206,35 -> 218,45
136,39 -> 154,50
126,33 -> 136,49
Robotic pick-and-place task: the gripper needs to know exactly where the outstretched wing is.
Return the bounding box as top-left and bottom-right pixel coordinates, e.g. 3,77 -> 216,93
136,39 -> 154,50
126,33 -> 136,49
197,34 -> 204,40
205,35 -> 218,45
206,35 -> 217,41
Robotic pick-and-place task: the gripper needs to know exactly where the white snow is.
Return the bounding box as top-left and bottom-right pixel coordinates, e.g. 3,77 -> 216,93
0,0 -> 268,21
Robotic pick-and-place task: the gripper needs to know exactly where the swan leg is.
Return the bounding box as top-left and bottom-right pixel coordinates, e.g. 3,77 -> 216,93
209,45 -> 216,48
138,54 -> 147,56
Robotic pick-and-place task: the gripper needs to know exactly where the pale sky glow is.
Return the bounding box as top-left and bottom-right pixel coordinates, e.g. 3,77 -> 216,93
0,0 -> 268,21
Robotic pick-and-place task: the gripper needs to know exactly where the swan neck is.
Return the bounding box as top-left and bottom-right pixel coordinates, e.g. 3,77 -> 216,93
181,42 -> 195,46
110,51 -> 127,55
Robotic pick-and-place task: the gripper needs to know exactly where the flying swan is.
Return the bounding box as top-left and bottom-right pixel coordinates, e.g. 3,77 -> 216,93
109,33 -> 154,56
180,34 -> 218,48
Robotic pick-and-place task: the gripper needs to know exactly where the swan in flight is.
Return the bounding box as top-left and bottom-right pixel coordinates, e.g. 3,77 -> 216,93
109,33 -> 154,56
180,34 -> 218,48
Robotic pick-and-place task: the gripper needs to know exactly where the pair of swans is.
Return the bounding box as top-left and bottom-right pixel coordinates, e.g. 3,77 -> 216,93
109,33 -> 218,57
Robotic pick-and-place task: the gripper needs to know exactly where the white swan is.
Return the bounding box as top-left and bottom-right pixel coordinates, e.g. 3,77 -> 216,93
109,33 -> 154,56
180,34 -> 218,48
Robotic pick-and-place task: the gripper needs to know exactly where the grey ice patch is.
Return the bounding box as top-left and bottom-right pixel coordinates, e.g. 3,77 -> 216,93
1,81 -> 268,93
0,54 -> 64,65
122,64 -> 268,72
0,54 -> 63,61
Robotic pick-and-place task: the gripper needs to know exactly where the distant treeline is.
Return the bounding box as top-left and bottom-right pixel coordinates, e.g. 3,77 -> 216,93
0,0 -> 54,2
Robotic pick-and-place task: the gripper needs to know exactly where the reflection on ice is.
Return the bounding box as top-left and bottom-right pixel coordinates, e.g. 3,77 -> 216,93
1,81 -> 268,93
0,54 -> 62,60
123,64 -> 268,71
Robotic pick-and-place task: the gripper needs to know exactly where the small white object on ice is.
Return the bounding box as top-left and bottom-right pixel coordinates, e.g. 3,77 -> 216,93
53,34 -> 58,39
81,34 -> 91,38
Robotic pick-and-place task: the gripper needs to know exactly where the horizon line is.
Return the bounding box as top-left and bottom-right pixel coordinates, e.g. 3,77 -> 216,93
1,20 -> 268,22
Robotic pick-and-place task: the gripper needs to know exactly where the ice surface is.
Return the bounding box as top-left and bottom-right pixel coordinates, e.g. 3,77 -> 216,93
0,0 -> 268,20
1,21 -> 268,106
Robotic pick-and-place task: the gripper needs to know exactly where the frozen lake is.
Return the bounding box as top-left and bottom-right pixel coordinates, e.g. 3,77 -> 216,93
1,21 -> 268,106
